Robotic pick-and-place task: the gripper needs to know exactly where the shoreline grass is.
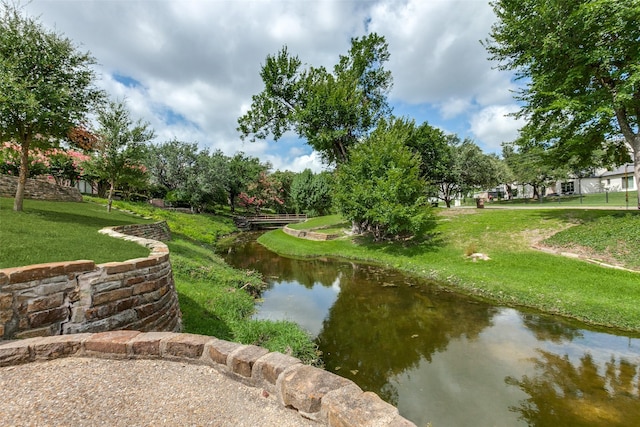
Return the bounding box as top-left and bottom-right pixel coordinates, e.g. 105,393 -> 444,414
258,208 -> 640,333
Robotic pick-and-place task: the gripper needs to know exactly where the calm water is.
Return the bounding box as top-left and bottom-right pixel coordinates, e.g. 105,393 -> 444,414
220,233 -> 640,427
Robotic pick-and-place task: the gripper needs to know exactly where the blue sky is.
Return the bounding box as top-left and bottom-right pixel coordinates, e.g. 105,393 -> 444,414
26,0 -> 525,172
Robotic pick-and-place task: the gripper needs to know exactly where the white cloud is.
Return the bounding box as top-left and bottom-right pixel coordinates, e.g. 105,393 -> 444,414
469,105 -> 525,152
24,0 -> 522,168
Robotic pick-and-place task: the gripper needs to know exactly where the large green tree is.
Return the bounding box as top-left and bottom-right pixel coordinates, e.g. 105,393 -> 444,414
334,118 -> 433,240
225,152 -> 268,213
0,2 -> 104,211
433,137 -> 501,207
485,0 -> 640,208
290,169 -> 333,216
145,139 -> 199,198
86,100 -> 154,212
238,33 -> 392,165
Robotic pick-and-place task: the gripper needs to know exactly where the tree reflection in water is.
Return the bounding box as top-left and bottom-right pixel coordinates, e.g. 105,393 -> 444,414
506,350 -> 640,426
317,263 -> 497,405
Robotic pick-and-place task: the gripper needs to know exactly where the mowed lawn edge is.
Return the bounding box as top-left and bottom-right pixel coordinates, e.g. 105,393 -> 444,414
258,208 -> 640,333
0,197 -> 151,268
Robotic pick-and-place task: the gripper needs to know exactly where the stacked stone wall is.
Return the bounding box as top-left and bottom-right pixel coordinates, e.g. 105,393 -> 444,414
0,226 -> 181,340
0,331 -> 416,426
0,174 -> 82,202
283,225 -> 341,241
112,221 -> 171,242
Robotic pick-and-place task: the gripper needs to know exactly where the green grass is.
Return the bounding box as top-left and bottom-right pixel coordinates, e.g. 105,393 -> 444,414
543,213 -> 640,268
0,197 -> 150,268
258,208 -> 640,332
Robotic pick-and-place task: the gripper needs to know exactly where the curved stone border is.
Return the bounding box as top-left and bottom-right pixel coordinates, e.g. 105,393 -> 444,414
0,222 -> 181,339
283,225 -> 342,241
0,331 -> 416,427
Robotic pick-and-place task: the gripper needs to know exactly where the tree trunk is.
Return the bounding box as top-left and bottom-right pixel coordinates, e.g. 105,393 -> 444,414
13,136 -> 32,212
107,180 -> 115,212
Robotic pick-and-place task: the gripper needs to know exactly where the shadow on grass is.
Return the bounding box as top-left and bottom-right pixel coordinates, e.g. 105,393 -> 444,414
353,230 -> 446,258
26,207 -> 147,228
176,292 -> 234,340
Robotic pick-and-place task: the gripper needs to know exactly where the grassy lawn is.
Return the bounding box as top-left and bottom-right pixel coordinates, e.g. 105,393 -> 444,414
0,197 -> 150,268
258,208 -> 640,332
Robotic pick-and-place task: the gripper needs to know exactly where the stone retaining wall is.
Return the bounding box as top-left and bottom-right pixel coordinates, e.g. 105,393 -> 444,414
111,221 -> 171,242
0,225 -> 181,340
283,225 -> 341,241
0,174 -> 82,202
0,331 -> 416,427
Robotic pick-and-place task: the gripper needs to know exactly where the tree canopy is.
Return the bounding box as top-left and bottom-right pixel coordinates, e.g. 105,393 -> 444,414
334,117 -> 433,240
485,0 -> 640,208
0,2 -> 104,211
237,33 -> 393,165
85,100 -> 154,212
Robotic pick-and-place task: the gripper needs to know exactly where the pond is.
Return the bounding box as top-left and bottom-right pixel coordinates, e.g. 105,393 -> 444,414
220,232 -> 640,427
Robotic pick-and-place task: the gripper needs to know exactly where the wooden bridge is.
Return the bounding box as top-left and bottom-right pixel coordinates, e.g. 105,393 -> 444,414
234,214 -> 307,230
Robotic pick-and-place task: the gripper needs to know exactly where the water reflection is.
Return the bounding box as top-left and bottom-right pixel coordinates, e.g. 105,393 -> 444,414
220,233 -> 640,426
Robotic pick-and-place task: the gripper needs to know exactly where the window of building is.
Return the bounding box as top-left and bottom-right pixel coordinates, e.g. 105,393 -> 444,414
561,182 -> 575,194
621,176 -> 634,189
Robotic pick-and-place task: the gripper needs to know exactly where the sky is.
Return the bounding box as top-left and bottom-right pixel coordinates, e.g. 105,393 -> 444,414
24,0 -> 526,172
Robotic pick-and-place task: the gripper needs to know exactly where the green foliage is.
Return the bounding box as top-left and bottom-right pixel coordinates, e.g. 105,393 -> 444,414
145,139 -> 199,198
84,100 -> 154,211
334,118 -> 434,240
422,133 -> 501,207
486,0 -> 640,207
0,2 -> 104,210
91,197 -> 236,245
238,33 -> 392,165
0,198 -> 150,268
290,169 -> 333,216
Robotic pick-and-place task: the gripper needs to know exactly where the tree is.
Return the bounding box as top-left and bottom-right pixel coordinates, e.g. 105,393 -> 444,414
485,0 -> 640,208
145,139 -> 199,198
0,2 -> 104,211
290,169 -> 333,216
225,152 -> 268,213
238,33 -> 392,165
85,100 -> 154,212
334,118 -> 433,241
238,171 -> 285,214
269,169 -> 296,213
432,137 -> 501,207
503,144 -> 563,200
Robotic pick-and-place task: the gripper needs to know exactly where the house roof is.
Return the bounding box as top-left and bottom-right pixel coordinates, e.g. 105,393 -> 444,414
599,163 -> 634,177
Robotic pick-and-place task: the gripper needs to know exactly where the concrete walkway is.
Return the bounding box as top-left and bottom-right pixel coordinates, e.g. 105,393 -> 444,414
0,357 -> 319,427
0,331 -> 416,427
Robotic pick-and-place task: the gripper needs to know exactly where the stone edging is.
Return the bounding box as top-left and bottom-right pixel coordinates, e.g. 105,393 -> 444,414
0,331 -> 416,427
283,225 -> 342,241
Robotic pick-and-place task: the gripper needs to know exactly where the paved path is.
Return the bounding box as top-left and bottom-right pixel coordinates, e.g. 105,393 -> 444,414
0,357 -> 320,427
